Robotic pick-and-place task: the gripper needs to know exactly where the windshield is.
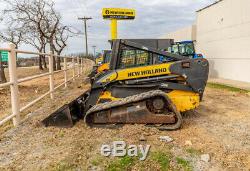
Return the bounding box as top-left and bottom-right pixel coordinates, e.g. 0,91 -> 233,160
170,42 -> 195,56
178,42 -> 195,56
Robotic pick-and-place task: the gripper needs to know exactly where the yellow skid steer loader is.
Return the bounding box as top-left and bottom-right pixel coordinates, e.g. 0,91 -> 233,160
42,39 -> 209,130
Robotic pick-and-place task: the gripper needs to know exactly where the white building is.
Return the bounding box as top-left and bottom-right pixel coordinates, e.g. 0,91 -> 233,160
164,25 -> 196,42
163,0 -> 250,83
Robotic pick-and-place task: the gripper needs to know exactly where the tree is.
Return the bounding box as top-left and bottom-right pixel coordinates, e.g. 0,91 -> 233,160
24,27 -> 47,70
1,0 -> 75,71
53,26 -> 67,70
40,1 -> 60,70
2,0 -> 61,70
53,26 -> 77,70
0,26 -> 24,49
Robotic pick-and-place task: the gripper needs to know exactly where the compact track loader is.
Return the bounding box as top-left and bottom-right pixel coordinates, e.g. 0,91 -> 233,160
42,39 -> 209,130
89,39 -> 174,82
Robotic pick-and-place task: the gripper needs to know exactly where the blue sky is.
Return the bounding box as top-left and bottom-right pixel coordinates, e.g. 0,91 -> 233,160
0,0 -> 215,55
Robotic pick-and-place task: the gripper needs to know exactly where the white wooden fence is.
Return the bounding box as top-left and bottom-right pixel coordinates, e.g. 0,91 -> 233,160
0,43 -> 85,127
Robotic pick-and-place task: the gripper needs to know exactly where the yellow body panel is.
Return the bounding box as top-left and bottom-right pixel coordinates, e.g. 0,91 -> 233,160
98,91 -> 118,103
167,90 -> 200,112
97,63 -> 110,73
98,90 -> 200,113
100,63 -> 173,83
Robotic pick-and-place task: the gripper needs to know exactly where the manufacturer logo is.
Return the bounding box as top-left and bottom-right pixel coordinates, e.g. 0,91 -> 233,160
128,68 -> 167,77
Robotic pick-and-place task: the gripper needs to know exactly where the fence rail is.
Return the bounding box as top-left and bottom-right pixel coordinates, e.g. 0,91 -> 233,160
0,43 -> 85,127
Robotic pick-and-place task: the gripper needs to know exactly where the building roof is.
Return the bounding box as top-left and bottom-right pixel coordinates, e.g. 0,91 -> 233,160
196,0 -> 223,12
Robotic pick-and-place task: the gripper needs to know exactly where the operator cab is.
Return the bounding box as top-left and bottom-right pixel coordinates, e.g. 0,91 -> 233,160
168,41 -> 203,59
109,39 -> 185,70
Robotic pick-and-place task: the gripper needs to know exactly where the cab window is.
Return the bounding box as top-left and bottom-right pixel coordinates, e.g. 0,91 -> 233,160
118,48 -> 150,69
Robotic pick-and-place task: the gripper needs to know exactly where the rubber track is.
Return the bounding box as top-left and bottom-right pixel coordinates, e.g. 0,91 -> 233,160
84,90 -> 182,130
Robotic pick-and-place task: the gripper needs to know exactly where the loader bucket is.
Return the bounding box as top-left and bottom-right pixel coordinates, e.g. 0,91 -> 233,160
42,91 -> 89,128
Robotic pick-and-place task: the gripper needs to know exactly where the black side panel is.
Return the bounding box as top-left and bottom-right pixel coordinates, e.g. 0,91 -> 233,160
169,58 -> 209,94
159,82 -> 193,92
111,86 -> 158,98
85,88 -> 103,110
109,40 -> 121,70
111,81 -> 193,98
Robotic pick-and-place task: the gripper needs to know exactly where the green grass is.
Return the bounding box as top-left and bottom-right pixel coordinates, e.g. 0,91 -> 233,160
151,152 -> 171,171
207,82 -> 249,93
176,157 -> 192,171
107,156 -> 135,171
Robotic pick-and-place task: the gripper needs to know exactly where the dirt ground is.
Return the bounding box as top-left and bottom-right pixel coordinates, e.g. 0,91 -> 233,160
0,60 -> 93,133
0,66 -> 250,170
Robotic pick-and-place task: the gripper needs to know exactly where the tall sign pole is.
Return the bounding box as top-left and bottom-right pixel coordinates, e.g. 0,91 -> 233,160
111,19 -> 117,39
102,8 -> 136,40
78,17 -> 92,56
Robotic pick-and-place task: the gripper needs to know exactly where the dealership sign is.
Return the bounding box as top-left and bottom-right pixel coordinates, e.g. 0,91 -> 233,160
102,8 -> 135,20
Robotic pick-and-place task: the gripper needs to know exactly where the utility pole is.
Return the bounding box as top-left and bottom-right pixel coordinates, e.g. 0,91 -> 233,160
92,45 -> 96,57
78,17 -> 92,56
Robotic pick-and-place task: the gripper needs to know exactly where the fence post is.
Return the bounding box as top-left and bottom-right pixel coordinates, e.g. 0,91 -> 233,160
72,57 -> 75,81
77,57 -> 80,77
80,58 -> 83,74
64,57 -> 68,88
8,43 -> 20,126
49,51 -> 54,99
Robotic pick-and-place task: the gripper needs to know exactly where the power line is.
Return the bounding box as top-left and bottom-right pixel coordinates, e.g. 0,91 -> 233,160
78,17 -> 92,56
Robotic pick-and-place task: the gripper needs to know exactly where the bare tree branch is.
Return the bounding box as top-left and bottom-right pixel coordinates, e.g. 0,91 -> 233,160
1,0 -> 76,71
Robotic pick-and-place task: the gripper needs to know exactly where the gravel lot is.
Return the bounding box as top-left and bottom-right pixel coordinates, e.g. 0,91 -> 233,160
0,65 -> 250,170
